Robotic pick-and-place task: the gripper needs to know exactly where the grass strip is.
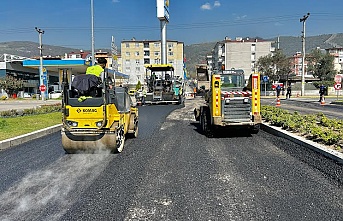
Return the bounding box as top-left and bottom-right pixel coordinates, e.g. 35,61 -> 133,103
0,112 -> 61,140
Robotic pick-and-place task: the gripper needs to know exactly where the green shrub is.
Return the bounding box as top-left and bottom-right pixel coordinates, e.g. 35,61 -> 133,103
261,105 -> 343,151
0,104 -> 61,117
0,109 -> 18,117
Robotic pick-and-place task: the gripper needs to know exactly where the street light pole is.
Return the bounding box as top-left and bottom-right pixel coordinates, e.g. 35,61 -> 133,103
300,13 -> 310,96
35,27 -> 45,101
91,0 -> 95,66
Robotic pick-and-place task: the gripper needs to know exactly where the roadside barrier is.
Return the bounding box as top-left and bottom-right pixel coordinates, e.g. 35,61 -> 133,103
276,97 -> 281,106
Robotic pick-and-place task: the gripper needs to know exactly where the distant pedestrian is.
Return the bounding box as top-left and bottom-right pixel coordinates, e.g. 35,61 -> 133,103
319,84 -> 325,102
276,84 -> 281,98
286,85 -> 292,99
142,88 -> 147,105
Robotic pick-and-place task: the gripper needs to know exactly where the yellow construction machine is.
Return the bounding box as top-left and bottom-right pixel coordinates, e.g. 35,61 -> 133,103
143,64 -> 184,105
60,70 -> 138,153
194,69 -> 261,137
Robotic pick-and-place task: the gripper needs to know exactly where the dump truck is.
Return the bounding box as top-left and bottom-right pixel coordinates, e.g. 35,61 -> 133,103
195,64 -> 210,95
194,69 -> 261,137
143,64 -> 184,104
60,70 -> 138,153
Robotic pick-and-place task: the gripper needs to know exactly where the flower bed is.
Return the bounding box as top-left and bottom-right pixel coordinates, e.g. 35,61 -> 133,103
261,105 -> 343,152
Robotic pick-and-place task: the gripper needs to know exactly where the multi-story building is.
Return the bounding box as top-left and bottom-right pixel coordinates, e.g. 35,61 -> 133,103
290,51 -> 310,77
325,47 -> 343,73
120,39 -> 184,85
210,37 -> 274,82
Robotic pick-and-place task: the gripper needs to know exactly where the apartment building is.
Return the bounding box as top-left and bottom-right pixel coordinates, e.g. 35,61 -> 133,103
325,47 -> 343,73
210,37 -> 274,82
120,39 -> 184,85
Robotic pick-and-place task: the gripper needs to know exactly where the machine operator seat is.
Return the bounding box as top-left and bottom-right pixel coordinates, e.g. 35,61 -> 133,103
71,74 -> 102,98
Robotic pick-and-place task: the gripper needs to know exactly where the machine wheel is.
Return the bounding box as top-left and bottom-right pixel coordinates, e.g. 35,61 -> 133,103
115,126 -> 125,153
250,124 -> 260,134
127,115 -> 139,138
201,108 -> 214,138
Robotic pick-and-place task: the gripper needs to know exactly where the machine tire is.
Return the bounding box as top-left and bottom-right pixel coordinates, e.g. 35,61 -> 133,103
201,108 -> 214,138
127,115 -> 139,138
250,124 -> 260,134
115,126 -> 125,153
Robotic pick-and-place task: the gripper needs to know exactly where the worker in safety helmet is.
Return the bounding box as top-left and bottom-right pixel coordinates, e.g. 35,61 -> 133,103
86,57 -> 107,79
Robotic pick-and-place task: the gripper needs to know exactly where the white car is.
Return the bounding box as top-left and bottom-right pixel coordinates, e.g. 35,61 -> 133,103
23,92 -> 32,98
49,91 -> 62,99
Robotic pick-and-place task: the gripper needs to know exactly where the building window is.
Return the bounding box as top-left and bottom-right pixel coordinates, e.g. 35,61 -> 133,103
154,42 -> 159,47
136,67 -> 140,72
135,42 -> 139,47
144,42 -> 149,48
125,59 -> 130,64
154,51 -> 159,56
125,67 -> 131,72
135,51 -> 139,56
144,51 -> 150,56
144,58 -> 150,64
168,43 -> 173,48
135,59 -> 140,64
126,52 -> 130,56
154,59 -> 160,64
168,52 -> 173,56
126,43 -> 130,48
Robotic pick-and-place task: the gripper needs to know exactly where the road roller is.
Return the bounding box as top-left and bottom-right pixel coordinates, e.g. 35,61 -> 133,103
60,70 -> 138,154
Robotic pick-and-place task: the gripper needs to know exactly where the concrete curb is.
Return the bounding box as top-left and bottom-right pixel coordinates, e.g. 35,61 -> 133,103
261,123 -> 343,165
0,124 -> 62,150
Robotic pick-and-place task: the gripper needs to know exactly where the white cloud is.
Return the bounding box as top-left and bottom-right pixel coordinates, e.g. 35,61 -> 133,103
201,1 -> 221,10
112,0 -> 120,3
214,1 -> 221,7
201,3 -> 212,10
235,15 -> 247,20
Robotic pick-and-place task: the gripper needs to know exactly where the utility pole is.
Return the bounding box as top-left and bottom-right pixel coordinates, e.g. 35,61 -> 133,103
91,0 -> 95,66
300,13 -> 310,96
35,27 -> 45,101
111,36 -> 118,85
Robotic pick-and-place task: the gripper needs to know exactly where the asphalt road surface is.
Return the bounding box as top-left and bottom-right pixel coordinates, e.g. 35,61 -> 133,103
0,98 -> 342,221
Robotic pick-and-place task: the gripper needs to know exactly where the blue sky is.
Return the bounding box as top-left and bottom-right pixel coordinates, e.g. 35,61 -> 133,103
1,0 -> 343,50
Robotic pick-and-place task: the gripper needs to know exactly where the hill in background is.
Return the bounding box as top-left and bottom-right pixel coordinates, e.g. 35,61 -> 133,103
1,33 -> 343,77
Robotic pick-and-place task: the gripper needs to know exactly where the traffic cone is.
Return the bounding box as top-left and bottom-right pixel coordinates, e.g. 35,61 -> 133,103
276,97 -> 281,106
320,98 -> 325,105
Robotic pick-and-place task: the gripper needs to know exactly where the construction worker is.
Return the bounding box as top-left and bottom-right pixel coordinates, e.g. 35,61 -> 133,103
286,85 -> 292,99
319,84 -> 325,102
86,57 -> 107,78
276,84 -> 281,98
142,87 -> 147,105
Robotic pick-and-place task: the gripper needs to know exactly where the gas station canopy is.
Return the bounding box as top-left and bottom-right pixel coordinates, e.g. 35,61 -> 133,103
22,59 -> 90,74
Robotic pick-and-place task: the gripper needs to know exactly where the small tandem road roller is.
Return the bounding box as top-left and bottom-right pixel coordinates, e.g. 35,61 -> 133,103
60,70 -> 138,154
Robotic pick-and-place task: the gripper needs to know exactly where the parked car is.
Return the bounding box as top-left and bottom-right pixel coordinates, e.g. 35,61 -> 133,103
49,90 -> 62,99
23,92 -> 32,98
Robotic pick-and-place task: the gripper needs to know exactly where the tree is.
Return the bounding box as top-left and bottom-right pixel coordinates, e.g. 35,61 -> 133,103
256,49 -> 292,83
307,48 -> 336,81
0,75 -> 24,96
135,80 -> 142,90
